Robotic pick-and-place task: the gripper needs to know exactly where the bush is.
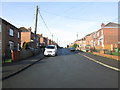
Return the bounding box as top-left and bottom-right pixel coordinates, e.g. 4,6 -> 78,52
72,43 -> 78,49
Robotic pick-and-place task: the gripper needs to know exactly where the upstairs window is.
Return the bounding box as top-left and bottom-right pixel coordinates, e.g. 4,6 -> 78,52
97,32 -> 99,37
101,30 -> 103,35
18,32 -> 20,38
9,29 -> 14,36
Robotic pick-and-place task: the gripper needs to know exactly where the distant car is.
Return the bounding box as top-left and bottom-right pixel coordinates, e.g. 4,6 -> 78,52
69,47 -> 75,51
44,45 -> 57,56
60,47 -> 63,49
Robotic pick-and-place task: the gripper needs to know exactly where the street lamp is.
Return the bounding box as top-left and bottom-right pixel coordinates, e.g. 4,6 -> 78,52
52,34 -> 53,44
77,33 -> 78,40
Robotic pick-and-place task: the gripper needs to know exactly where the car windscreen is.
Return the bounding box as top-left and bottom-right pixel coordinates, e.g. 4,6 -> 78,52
46,46 -> 55,49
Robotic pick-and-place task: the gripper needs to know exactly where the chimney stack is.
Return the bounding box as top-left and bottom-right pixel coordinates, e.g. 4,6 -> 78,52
101,23 -> 105,28
28,27 -> 32,32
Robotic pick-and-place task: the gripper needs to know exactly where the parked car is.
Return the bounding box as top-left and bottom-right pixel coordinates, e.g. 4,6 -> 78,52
69,47 -> 75,51
44,45 -> 57,56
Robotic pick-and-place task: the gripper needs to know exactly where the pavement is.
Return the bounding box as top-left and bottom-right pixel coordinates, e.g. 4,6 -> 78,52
2,52 -> 44,80
78,51 -> 120,69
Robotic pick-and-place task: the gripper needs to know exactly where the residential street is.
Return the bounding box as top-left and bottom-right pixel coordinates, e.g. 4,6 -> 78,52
3,48 -> 118,88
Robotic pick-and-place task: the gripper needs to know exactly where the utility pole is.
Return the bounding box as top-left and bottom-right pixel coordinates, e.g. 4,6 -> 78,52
34,5 -> 38,48
34,5 -> 38,35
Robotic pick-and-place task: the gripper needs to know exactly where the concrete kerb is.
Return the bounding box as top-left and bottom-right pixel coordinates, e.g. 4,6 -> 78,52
2,56 -> 45,81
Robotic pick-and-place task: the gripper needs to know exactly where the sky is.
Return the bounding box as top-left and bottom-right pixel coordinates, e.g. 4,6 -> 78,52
1,1 -> 118,47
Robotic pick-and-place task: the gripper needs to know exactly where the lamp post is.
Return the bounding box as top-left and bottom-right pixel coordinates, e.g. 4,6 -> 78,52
52,35 -> 53,44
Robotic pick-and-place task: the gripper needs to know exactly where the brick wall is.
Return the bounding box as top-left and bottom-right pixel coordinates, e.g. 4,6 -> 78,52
21,32 -> 31,46
103,28 -> 118,50
93,52 -> 120,60
104,28 -> 118,45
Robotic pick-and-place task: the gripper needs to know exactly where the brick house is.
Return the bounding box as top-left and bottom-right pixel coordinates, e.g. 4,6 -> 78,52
93,22 -> 120,51
79,37 -> 86,50
38,34 -> 48,47
47,39 -> 52,45
73,22 -> 120,52
101,22 -> 120,50
1,18 -> 21,61
20,27 -> 40,48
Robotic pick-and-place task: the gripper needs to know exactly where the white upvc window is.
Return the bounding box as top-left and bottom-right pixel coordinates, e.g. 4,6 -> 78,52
83,41 -> 86,43
9,41 -> 14,50
97,32 -> 99,37
93,34 -> 96,38
0,24 -> 1,32
17,43 -> 20,51
9,29 -> 14,36
101,30 -> 103,35
83,44 -> 86,47
98,40 -> 100,46
18,32 -> 20,38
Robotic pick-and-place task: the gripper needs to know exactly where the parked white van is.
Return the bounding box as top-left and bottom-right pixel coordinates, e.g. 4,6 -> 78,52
44,45 -> 57,56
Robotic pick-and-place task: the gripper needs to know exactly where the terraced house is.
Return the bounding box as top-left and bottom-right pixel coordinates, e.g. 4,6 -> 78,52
1,18 -> 21,62
72,22 -> 120,52
94,22 -> 120,51
19,27 -> 40,48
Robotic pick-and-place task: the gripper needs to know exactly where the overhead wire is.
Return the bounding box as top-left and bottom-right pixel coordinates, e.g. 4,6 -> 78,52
41,9 -> 117,23
38,8 -> 53,37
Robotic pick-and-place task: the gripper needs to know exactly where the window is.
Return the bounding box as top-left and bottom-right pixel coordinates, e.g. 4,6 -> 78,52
18,32 -> 20,38
36,37 -> 39,41
46,46 -> 55,49
17,43 -> 20,51
98,40 -> 100,46
97,32 -> 99,37
0,24 -> 1,32
9,41 -> 14,50
83,41 -> 86,43
93,35 -> 96,38
9,29 -> 14,36
101,30 -> 103,35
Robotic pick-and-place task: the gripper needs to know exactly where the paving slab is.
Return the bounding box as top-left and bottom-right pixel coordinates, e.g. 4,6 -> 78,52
78,51 -> 119,68
2,53 -> 44,80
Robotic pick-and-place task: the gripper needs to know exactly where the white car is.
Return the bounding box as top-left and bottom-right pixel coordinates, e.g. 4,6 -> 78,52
44,45 -> 57,56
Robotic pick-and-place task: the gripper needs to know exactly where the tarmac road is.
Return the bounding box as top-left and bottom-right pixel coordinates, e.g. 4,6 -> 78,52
2,48 -> 118,88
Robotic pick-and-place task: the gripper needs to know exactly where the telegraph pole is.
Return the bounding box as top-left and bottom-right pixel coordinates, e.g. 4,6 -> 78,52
34,5 -> 38,35
34,5 -> 38,48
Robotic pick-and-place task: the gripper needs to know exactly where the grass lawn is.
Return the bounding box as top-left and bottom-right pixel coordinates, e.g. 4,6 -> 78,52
107,52 -> 120,56
5,59 -> 12,63
112,52 -> 120,56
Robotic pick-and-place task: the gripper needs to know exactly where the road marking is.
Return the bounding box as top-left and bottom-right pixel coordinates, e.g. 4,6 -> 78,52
78,53 -> 120,72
